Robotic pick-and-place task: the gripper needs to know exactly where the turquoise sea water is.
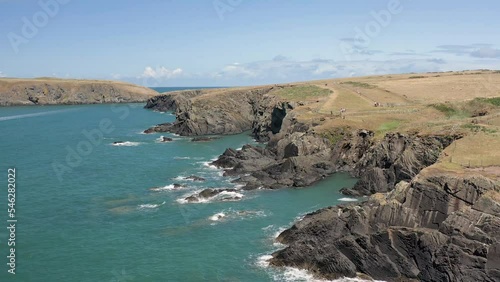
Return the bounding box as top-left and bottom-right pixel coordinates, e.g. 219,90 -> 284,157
0,102 -> 359,281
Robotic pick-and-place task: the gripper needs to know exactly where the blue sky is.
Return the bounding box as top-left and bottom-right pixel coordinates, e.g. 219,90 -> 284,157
1,0 -> 500,86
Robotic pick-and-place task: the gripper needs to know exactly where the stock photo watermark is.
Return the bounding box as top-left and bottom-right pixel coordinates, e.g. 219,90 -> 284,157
339,0 -> 406,60
7,168 -> 17,275
7,0 -> 71,54
213,0 -> 244,20
51,104 -> 139,182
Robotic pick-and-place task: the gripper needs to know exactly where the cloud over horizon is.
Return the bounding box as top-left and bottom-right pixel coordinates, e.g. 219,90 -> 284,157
118,50 -> 500,86
433,44 -> 500,58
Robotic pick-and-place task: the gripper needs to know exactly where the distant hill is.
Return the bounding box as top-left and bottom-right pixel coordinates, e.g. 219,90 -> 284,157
0,78 -> 158,106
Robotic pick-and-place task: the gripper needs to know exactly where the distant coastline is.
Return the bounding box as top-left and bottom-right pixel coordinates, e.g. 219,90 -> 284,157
0,77 -> 158,106
150,86 -> 228,93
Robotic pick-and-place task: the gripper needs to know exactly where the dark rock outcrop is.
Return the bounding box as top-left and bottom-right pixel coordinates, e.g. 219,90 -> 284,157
144,123 -> 175,134
185,176 -> 206,182
144,90 -> 203,112
143,86 -> 293,138
339,133 -> 460,196
183,188 -> 242,203
270,173 -> 500,281
159,136 -> 173,142
191,137 -> 220,142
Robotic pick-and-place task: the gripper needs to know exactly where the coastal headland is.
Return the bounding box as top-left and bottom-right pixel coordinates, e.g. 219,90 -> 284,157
144,69 -> 500,281
0,77 -> 157,106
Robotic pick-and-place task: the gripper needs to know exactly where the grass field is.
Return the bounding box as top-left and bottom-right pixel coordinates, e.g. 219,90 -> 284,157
270,85 -> 332,101
261,70 -> 500,177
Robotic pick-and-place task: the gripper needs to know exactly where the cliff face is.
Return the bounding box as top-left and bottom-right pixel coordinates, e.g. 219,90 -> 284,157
270,172 -> 500,282
0,78 -> 157,106
144,90 -> 203,112
144,86 -> 291,139
338,133 -> 459,196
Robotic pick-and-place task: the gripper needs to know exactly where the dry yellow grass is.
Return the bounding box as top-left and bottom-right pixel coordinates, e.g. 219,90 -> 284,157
374,72 -> 500,103
440,132 -> 500,168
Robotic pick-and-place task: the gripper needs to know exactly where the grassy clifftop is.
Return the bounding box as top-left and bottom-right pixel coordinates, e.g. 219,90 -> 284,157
0,78 -> 157,106
174,69 -> 500,178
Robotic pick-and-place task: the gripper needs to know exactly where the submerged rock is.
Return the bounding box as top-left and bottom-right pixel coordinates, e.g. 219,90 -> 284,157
143,123 -> 175,134
185,176 -> 206,182
159,136 -> 173,142
184,188 -> 242,203
191,137 -> 220,142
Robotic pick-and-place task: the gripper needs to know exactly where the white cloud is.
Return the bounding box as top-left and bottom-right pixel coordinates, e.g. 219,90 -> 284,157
140,66 -> 184,80
213,58 -> 444,83
434,44 -> 500,58
217,63 -> 257,78
471,47 -> 500,58
0,71 -> 6,78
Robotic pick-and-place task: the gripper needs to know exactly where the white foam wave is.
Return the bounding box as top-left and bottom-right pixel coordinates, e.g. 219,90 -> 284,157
274,227 -> 287,239
338,198 -> 359,202
257,255 -> 273,268
258,219 -> 379,282
176,190 -> 244,204
138,201 -> 166,209
209,212 -> 226,221
258,257 -> 377,282
150,184 -> 181,192
217,191 -> 244,201
277,267 -> 330,282
173,157 -> 191,160
172,176 -> 191,181
201,161 -> 219,170
112,141 -> 141,147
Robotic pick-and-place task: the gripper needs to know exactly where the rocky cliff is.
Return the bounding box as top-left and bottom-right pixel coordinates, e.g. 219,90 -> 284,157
144,86 -> 294,140
270,171 -> 500,281
0,78 -> 157,106
144,85 -> 499,281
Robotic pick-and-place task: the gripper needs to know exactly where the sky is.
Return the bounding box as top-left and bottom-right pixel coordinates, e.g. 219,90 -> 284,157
1,0 -> 500,86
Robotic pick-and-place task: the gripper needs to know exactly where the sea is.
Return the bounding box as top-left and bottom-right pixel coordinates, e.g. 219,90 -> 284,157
0,87 -> 363,282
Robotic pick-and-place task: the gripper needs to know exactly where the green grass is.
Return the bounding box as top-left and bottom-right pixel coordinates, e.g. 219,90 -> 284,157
376,120 -> 401,136
430,104 -> 470,118
409,76 -> 426,79
272,85 -> 331,100
320,126 -> 351,147
475,97 -> 500,107
340,81 -> 376,89
462,124 -> 497,134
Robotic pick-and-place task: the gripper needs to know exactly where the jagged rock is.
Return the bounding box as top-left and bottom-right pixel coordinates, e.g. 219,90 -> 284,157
340,133 -> 461,195
144,123 -> 175,134
270,173 -> 500,281
159,136 -> 173,142
184,188 -> 241,203
144,90 -> 203,112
